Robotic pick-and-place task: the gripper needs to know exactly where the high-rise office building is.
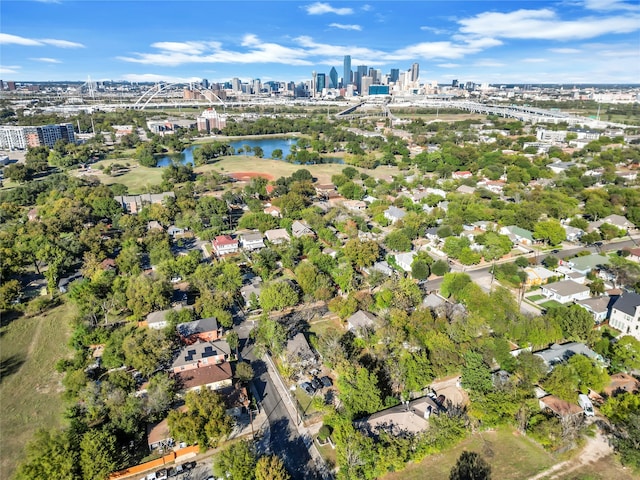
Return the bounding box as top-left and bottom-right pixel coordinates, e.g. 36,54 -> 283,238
343,55 -> 351,87
316,73 -> 326,92
0,123 -> 75,150
7,81 -> 16,91
231,77 -> 242,92
329,67 -> 338,89
202,78 -> 209,89
452,79 -> 459,88
356,65 -> 368,93
390,69 -> 399,83
410,63 -> 420,82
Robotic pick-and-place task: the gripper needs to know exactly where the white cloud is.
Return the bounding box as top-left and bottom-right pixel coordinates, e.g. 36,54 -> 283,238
473,60 -> 506,67
0,33 -> 84,48
328,23 -> 362,31
458,8 -> 640,40
0,65 -> 21,75
420,26 -> 448,35
119,35 -> 312,66
121,73 -> 203,83
361,4 -> 371,11
549,47 -> 582,54
437,63 -> 461,68
582,0 -> 640,11
30,57 -> 62,63
304,2 -> 353,15
521,58 -> 547,63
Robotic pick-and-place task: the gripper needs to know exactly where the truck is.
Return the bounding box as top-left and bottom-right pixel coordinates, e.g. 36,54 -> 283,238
578,394 -> 595,417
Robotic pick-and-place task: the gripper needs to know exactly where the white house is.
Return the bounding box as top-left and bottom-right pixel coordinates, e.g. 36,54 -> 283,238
212,235 -> 239,256
541,280 -> 590,304
609,292 -> 640,341
384,206 -> 406,224
291,220 -> 315,238
240,231 -> 265,251
265,228 -> 290,244
395,251 -> 417,273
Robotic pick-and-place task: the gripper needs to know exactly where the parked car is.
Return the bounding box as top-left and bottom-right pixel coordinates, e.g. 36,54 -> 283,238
310,377 -> 322,390
146,473 -> 157,480
167,467 -> 177,477
300,382 -> 315,396
155,469 -> 168,480
183,461 -> 196,470
320,376 -> 333,388
579,394 -> 595,417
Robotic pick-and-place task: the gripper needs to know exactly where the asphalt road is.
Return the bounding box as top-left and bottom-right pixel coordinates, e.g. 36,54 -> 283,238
237,324 -> 320,480
425,237 -> 638,292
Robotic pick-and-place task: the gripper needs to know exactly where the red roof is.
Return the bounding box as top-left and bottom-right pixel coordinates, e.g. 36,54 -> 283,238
213,235 -> 237,246
173,363 -> 233,390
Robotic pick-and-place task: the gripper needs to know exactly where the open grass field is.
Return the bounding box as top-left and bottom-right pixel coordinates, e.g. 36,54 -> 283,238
0,301 -> 75,478
77,159 -> 165,193
383,427 -> 555,480
555,454 -> 639,480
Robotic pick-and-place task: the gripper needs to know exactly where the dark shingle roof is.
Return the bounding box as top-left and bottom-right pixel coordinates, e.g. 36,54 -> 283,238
612,291 -> 640,316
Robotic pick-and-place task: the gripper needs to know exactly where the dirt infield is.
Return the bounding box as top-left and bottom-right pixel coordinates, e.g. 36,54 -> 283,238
228,171 -> 275,181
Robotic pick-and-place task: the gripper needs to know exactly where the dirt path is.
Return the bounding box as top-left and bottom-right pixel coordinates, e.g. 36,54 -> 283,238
528,431 -> 613,480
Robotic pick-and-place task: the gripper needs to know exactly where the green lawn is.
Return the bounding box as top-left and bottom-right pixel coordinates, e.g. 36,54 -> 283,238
528,294 -> 545,301
0,301 -> 75,478
383,427 -> 555,480
540,300 -> 565,310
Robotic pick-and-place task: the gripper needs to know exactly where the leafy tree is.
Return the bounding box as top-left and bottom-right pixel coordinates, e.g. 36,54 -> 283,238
567,354 -> 609,394
440,273 -> 472,299
411,259 -> 430,280
533,220 -> 566,246
431,259 -> 450,276
80,429 -> 120,480
259,281 -> 299,312
255,455 -> 291,480
543,364 -> 579,402
251,317 -> 287,356
122,328 -> 173,376
214,441 -> 257,480
14,429 -> 79,480
235,361 -> 254,383
0,279 -> 22,310
337,363 -> 383,417
546,304 -> 594,342
600,393 -> 640,469
449,451 -> 492,480
385,230 -> 412,251
168,389 -> 232,449
462,352 -> 493,394
343,239 -> 379,268
125,274 -> 171,319
610,336 -> 640,371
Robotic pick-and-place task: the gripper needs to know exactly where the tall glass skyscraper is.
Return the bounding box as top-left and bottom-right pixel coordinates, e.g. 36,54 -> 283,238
329,67 -> 338,89
343,55 -> 351,87
390,69 -> 399,83
317,73 -> 326,92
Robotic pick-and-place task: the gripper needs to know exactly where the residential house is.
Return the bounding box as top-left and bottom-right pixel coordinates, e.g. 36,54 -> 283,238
456,185 -> 476,195
500,225 -> 534,246
384,206 -> 406,224
356,395 -> 441,436
563,225 -> 584,242
425,227 -> 439,242
291,220 -> 315,238
212,235 -> 239,256
347,310 -> 379,334
540,280 -> 590,304
365,261 -> 394,277
146,306 -> 183,330
452,171 -> 473,180
58,271 -> 83,293
263,205 -> 282,218
115,192 -> 175,214
171,340 -> 231,373
575,296 -> 614,323
173,362 -> 233,393
240,276 -> 262,307
265,228 -> 290,244
539,395 -> 584,419
626,247 -> 640,263
342,199 -> 367,212
147,405 -> 188,451
147,220 -> 163,231
534,342 -> 600,371
176,317 -> 221,344
284,333 -> 317,370
524,266 -> 556,287
609,291 -> 640,341
315,183 -> 336,198
548,161 -> 577,174
167,225 -> 186,237
589,214 -> 635,233
568,254 -> 610,276
422,293 -> 447,309
395,251 -> 417,273
240,231 -> 265,251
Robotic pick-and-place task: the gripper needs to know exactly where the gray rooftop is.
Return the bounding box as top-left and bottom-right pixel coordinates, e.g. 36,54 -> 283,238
176,317 -> 219,337
543,279 -> 590,297
612,291 -> 640,317
171,340 -> 231,370
347,310 -> 379,330
534,342 -> 599,369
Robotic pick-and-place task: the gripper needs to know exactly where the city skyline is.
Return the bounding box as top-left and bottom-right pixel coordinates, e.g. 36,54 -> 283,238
1,1 -> 639,84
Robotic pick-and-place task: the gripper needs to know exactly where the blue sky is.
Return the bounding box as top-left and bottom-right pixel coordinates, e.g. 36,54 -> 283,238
1,1 -> 639,84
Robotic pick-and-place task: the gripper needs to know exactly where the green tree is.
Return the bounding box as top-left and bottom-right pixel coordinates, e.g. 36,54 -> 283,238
214,441 -> 257,480
449,451 -> 492,480
431,259 -> 450,276
337,363 -> 383,417
168,389 -> 232,449
567,354 -> 609,394
546,304 -> 594,342
533,220 -> 566,246
385,230 -> 412,251
440,272 -> 472,299
255,455 -> 291,480
343,239 -> 379,267
610,336 -> 640,371
600,393 -> 640,469
15,429 -> 79,480
259,281 -> 299,312
80,429 -> 120,480
411,259 -> 430,280
251,316 -> 287,356
462,352 -> 493,394
543,364 -> 579,402
235,361 -> 254,383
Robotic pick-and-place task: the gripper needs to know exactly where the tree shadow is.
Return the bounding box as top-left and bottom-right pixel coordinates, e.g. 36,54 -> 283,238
268,417 -> 321,480
0,309 -> 24,335
0,354 -> 25,383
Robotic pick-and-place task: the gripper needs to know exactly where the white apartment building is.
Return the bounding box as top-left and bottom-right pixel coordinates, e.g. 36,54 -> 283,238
0,126 -> 27,150
610,292 -> 640,341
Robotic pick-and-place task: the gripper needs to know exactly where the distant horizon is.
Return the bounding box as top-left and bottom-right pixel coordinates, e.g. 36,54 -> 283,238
1,1 -> 639,84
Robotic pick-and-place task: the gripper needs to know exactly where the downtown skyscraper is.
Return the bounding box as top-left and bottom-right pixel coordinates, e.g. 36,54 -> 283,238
343,55 -> 351,87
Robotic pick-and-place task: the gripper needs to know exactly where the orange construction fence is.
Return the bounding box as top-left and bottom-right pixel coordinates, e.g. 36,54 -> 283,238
109,445 -> 200,479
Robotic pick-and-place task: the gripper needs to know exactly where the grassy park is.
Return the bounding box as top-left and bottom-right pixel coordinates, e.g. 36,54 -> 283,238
0,301 -> 74,477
